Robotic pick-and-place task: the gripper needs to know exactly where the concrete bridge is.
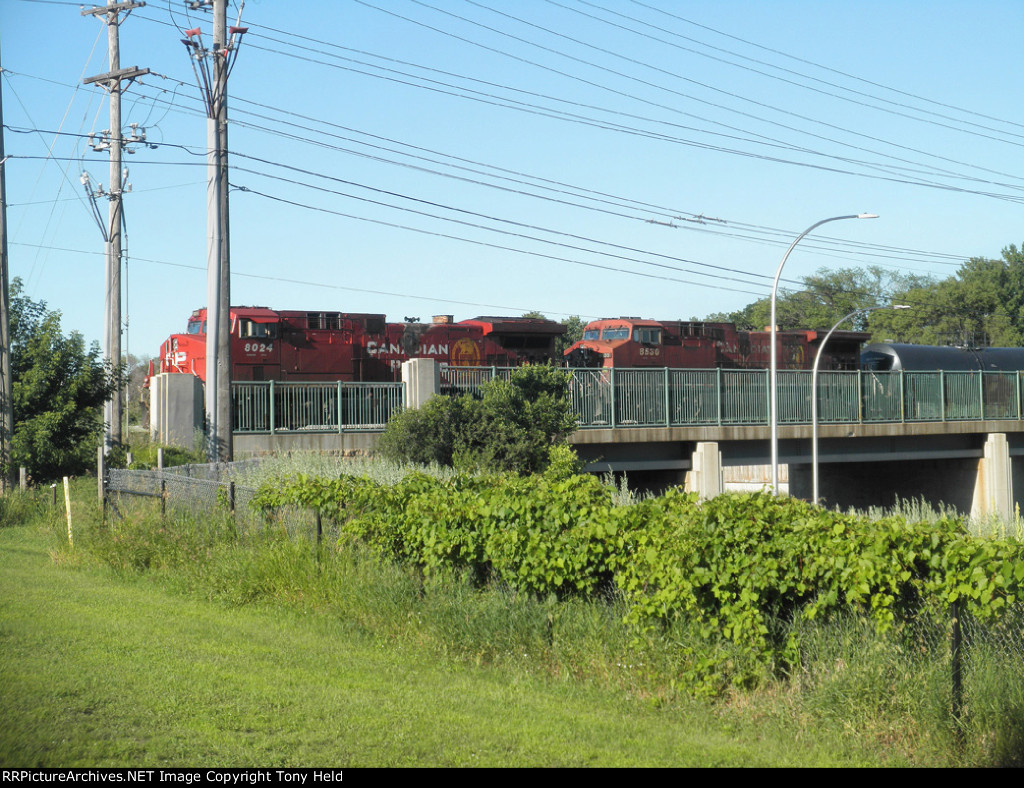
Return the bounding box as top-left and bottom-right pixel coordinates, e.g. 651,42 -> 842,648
148,360 -> 1024,520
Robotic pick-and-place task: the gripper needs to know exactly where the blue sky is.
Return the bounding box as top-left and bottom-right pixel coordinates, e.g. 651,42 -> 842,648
3,0 -> 1023,361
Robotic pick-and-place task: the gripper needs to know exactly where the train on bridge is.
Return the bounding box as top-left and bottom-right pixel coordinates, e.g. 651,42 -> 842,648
154,307 -> 566,383
562,316 -> 868,371
152,307 -> 1024,388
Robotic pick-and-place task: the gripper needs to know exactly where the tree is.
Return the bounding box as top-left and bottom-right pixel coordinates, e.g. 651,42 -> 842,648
8,278 -> 120,481
377,365 -> 577,475
871,244 -> 1024,347
705,266 -> 936,333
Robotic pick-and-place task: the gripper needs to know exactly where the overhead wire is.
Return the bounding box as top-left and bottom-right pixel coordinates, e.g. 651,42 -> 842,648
628,0 -> 1024,134
568,0 -> 1024,147
16,3 -> 1015,327
396,0 -> 1024,192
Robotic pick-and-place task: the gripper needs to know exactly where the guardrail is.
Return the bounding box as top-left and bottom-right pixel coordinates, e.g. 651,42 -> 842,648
570,368 -> 1023,429
230,368 -> 1024,435
233,381 -> 404,434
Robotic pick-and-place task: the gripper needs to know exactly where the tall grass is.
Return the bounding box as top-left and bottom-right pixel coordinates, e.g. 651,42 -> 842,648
14,464 -> 1024,766
227,453 -> 463,489
854,495 -> 1024,540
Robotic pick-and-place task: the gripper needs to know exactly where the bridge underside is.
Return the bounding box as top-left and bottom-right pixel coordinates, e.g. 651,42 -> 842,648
569,423 -> 1024,518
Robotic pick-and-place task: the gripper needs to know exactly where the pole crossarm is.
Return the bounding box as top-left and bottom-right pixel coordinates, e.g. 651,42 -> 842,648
81,2 -> 147,16
82,66 -> 150,87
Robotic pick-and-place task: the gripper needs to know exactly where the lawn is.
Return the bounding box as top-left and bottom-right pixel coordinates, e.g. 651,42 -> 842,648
0,523 -> 880,767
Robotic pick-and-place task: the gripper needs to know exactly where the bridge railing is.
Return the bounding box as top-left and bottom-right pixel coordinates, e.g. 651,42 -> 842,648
439,365 -> 517,396
569,368 -> 1024,429
230,368 -> 1024,434
233,381 -> 404,434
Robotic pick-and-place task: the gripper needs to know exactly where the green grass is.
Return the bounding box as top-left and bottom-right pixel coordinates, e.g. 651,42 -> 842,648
0,520 -> 881,767
6,474 -> 1024,767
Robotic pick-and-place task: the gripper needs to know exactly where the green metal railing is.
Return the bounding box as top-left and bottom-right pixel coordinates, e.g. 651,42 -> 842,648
231,368 -> 1024,435
439,366 -> 516,396
569,368 -> 1024,430
232,381 -> 404,434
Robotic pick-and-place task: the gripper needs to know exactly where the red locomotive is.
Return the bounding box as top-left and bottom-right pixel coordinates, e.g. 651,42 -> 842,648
563,317 -> 868,370
156,307 -> 566,383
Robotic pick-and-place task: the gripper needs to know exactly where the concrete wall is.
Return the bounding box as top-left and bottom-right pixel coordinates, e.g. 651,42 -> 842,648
402,359 -> 439,410
149,373 -> 203,449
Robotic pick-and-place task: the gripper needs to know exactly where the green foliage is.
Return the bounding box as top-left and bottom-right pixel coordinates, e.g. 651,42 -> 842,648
871,243 -> 1024,347
8,278 -> 121,481
378,364 -> 578,475
124,441 -> 207,470
706,244 -> 1024,348
706,266 -> 935,332
253,474 -> 1024,696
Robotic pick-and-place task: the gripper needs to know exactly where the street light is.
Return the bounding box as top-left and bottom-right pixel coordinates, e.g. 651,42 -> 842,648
811,304 -> 910,505
770,213 -> 878,493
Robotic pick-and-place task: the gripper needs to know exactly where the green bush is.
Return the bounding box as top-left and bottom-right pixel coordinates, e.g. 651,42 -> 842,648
253,473 -> 1024,695
377,365 -> 577,475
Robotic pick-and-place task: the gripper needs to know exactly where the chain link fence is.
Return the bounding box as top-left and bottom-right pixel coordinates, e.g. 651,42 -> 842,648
104,460 -> 316,533
103,460 -> 1024,743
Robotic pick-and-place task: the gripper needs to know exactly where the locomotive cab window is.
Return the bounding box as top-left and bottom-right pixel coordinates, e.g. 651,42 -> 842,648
238,319 -> 278,339
187,320 -> 204,335
633,327 -> 661,345
583,329 -> 601,341
601,327 -> 630,341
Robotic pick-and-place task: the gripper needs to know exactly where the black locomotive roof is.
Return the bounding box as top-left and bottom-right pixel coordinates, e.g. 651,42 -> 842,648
862,343 -> 1024,372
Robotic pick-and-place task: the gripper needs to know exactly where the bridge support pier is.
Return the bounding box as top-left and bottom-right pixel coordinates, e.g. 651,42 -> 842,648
971,433 -> 1013,522
149,372 -> 204,448
684,441 -> 723,501
402,359 -> 440,410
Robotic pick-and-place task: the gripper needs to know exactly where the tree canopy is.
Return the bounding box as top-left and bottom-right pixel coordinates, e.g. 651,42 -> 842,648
8,278 -> 120,481
705,265 -> 936,334
702,245 -> 1024,349
870,244 -> 1024,347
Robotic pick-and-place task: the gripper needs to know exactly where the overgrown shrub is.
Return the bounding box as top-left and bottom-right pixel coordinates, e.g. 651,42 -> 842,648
253,474 -> 1024,694
377,364 -> 577,475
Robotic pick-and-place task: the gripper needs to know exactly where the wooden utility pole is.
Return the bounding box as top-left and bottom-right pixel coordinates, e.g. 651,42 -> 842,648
183,0 -> 245,462
0,43 -> 14,491
82,1 -> 149,455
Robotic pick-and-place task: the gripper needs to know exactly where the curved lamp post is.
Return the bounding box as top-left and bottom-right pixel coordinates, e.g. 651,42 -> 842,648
770,213 -> 878,494
811,304 -> 910,505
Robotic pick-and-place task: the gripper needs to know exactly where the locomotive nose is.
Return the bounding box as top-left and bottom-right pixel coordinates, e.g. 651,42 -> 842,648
566,346 -> 599,368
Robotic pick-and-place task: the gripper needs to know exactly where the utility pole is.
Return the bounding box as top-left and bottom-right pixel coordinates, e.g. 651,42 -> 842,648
0,47 -> 14,491
182,0 -> 246,463
82,1 -> 149,456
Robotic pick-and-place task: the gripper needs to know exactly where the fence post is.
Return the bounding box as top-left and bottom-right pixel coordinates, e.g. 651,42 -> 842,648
940,370 -> 946,422
63,477 -> 73,548
229,481 -> 236,515
610,367 -> 617,428
979,371 -> 985,420
315,509 -> 323,567
342,378 -> 350,433
716,367 -> 722,426
857,370 -> 864,423
951,599 -> 964,749
899,369 -> 905,423
97,446 -> 105,504
269,380 -> 276,436
160,478 -> 167,517
663,367 -> 670,427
